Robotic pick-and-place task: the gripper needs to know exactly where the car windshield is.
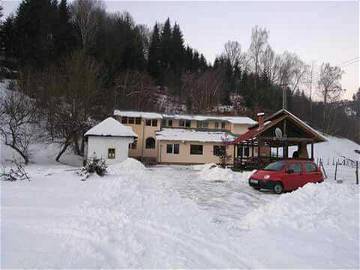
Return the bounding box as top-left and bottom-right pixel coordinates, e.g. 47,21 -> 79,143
263,161 -> 285,171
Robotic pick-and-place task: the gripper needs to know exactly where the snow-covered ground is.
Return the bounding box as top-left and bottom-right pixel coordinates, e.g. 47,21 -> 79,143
1,135 -> 359,268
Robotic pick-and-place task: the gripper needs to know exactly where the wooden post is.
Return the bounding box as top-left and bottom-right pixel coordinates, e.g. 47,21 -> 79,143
233,144 -> 236,167
334,162 -> 338,181
311,143 -> 314,160
356,161 -> 359,185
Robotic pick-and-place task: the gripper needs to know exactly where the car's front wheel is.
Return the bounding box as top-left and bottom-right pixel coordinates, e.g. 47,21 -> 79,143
273,183 -> 283,194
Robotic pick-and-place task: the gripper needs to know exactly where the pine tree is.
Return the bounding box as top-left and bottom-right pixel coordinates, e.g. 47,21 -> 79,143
54,0 -> 77,58
159,18 -> 172,72
170,23 -> 185,74
147,23 -> 161,82
13,0 -> 58,67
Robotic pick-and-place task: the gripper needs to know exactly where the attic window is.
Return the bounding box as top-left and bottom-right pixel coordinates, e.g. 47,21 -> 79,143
108,148 -> 115,159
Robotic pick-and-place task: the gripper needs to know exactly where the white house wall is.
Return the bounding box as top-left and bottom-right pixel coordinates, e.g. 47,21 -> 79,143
87,136 -> 133,165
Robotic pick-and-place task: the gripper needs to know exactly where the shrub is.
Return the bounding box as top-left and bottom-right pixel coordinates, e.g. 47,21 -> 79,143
78,158 -> 107,181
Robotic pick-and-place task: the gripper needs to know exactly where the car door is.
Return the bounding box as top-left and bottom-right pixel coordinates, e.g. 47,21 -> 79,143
304,162 -> 323,183
284,162 -> 303,190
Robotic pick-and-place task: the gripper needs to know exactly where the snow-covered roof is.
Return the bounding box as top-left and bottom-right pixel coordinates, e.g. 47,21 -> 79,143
156,128 -> 235,143
85,117 -> 137,137
114,110 -> 163,119
113,110 -> 256,125
162,114 -> 257,125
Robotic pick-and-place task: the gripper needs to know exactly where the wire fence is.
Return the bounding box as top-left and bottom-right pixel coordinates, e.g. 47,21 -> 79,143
316,157 -> 359,185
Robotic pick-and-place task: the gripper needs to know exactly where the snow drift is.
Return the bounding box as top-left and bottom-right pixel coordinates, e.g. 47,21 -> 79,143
107,158 -> 146,175
241,182 -> 359,232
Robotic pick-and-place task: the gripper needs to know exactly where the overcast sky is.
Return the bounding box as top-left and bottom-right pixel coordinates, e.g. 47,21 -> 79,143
3,0 -> 359,99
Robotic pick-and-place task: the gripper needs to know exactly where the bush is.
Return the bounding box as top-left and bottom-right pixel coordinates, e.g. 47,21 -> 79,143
78,158 -> 107,181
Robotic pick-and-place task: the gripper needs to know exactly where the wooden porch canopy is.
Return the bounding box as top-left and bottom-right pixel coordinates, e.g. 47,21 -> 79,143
231,109 -> 327,168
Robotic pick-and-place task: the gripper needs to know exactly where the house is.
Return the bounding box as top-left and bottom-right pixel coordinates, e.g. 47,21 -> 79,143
84,117 -> 137,164
113,110 -> 256,165
231,109 -> 327,169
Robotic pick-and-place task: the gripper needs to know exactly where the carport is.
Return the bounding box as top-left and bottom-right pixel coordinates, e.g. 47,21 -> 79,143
231,109 -> 327,170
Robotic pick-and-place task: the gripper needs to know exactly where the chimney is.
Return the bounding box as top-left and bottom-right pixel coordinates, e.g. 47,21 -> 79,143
257,112 -> 265,127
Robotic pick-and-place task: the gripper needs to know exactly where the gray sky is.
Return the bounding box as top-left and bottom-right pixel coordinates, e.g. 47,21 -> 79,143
3,0 -> 359,99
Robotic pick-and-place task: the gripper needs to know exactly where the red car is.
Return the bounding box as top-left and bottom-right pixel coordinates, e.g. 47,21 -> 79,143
249,160 -> 324,194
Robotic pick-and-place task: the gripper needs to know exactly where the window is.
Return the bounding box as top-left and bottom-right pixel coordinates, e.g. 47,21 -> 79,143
174,143 -> 179,154
179,120 -> 185,127
135,117 -> 141,124
264,161 -> 285,171
185,120 -> 191,128
305,162 -> 318,173
128,117 -> 134,124
162,119 -> 173,127
166,144 -> 179,154
145,137 -> 155,149
190,144 -> 203,155
146,119 -> 151,126
244,146 -> 250,157
288,163 -> 302,174
197,121 -> 209,129
121,117 -> 128,124
215,122 -> 219,129
130,139 -> 137,149
221,122 -> 226,129
108,148 -> 115,159
152,119 -> 158,127
213,145 -> 225,156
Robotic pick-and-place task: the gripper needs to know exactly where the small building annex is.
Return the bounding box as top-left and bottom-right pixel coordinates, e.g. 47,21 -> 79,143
84,117 -> 137,164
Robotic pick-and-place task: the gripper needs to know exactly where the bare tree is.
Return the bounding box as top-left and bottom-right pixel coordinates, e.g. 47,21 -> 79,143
317,62 -> 345,132
223,41 -> 242,68
40,50 -> 100,161
71,0 -> 105,50
182,70 -> 223,113
260,45 -> 280,82
0,89 -> 37,164
114,70 -> 156,111
249,25 -> 269,75
317,62 -> 344,104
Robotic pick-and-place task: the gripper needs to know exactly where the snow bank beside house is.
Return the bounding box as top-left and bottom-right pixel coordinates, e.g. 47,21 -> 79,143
107,158 -> 146,175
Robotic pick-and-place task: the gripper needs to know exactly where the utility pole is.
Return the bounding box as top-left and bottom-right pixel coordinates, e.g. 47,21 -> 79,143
282,83 -> 287,109
309,62 -> 314,124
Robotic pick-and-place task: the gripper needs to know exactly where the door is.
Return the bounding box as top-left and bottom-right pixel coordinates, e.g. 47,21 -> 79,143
304,162 -> 323,183
284,162 -> 304,190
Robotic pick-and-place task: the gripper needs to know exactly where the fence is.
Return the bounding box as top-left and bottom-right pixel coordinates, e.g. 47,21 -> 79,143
316,157 -> 359,185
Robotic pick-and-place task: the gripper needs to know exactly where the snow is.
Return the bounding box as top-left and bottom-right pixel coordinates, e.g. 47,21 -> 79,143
163,113 -> 257,125
113,109 -> 257,125
156,128 -> 235,142
84,117 -> 137,137
113,110 -> 163,119
1,123 -> 359,268
195,163 -> 237,181
107,158 -> 146,174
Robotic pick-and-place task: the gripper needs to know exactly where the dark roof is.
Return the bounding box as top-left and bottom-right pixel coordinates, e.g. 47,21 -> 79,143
232,109 -> 327,144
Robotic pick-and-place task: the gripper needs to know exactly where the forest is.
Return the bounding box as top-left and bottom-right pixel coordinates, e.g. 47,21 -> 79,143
0,0 -> 359,162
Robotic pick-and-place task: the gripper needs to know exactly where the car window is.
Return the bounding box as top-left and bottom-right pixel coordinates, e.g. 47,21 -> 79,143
288,163 -> 302,173
305,162 -> 318,173
264,161 -> 285,171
